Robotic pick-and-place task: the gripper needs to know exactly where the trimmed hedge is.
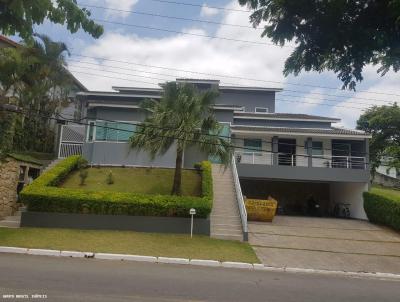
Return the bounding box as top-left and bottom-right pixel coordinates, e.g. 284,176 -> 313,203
20,156 -> 213,218
363,192 -> 400,231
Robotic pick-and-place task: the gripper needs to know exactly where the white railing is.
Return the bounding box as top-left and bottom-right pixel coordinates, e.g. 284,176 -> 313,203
235,151 -> 273,165
320,155 -> 366,170
58,143 -> 83,158
235,150 -> 367,170
231,156 -> 248,237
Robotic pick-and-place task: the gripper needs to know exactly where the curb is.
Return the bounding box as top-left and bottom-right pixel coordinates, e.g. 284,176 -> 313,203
0,246 -> 399,280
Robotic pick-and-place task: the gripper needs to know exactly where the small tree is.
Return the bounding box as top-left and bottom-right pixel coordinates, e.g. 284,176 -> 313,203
79,169 -> 88,186
106,170 -> 114,185
130,82 -> 232,196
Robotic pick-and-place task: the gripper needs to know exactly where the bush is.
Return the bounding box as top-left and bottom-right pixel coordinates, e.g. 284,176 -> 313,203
20,156 -> 213,218
79,169 -> 88,186
106,170 -> 114,185
363,192 -> 400,231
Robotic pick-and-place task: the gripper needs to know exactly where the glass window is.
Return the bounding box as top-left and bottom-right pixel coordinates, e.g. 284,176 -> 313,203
95,121 -> 136,142
312,141 -> 323,156
255,107 -> 268,113
244,139 -> 262,151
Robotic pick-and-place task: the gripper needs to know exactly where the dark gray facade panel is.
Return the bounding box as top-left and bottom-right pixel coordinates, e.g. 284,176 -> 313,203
233,119 -> 332,129
183,146 -> 208,168
21,212 -> 210,235
217,90 -> 275,113
237,164 -> 370,183
88,142 -> 176,167
94,107 -> 147,122
214,110 -> 234,123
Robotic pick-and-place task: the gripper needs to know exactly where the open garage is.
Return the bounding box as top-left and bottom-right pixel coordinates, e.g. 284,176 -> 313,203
240,178 -> 368,219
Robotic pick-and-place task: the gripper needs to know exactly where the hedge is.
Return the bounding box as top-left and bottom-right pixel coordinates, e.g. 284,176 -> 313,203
20,156 -> 213,218
363,192 -> 400,231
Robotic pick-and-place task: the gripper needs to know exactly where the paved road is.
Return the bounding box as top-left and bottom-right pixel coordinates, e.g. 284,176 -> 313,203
0,254 -> 399,302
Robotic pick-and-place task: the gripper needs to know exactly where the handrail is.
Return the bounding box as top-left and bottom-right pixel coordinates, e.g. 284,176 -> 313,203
231,156 -> 248,238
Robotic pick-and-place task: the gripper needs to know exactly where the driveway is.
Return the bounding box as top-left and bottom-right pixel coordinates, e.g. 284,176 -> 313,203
249,216 -> 400,274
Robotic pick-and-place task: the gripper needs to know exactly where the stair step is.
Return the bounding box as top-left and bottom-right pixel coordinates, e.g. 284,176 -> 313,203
212,233 -> 243,241
0,220 -> 20,228
3,216 -> 21,221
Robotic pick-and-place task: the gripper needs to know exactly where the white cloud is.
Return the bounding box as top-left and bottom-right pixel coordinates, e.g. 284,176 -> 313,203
70,1 -> 290,91
87,0 -> 139,18
200,4 -> 219,17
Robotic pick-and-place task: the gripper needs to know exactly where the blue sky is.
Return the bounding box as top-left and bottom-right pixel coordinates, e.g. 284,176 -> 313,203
25,0 -> 400,128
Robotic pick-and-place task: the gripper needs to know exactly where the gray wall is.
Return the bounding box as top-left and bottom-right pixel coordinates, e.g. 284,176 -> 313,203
237,164 -> 370,183
183,146 -> 208,168
85,142 -> 177,167
217,90 -> 275,113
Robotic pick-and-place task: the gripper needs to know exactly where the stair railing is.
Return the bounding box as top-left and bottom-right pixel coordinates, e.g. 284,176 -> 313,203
231,156 -> 248,241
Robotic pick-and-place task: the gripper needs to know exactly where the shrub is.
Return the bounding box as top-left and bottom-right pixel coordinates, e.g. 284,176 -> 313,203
20,156 -> 213,218
79,169 -> 88,186
364,192 -> 400,231
106,170 -> 114,185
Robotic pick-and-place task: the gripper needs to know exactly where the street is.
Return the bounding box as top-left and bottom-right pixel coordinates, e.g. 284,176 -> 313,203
0,254 -> 399,302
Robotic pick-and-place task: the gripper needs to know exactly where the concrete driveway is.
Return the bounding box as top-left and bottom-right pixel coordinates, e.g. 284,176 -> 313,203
249,216 -> 400,274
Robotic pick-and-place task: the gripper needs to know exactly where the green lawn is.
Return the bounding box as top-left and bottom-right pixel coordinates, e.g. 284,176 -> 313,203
0,228 -> 259,263
371,185 -> 400,201
60,167 -> 202,196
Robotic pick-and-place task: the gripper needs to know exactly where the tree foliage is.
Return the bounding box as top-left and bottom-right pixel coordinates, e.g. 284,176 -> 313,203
130,82 -> 232,195
239,0 -> 400,90
0,34 -> 75,154
0,0 -> 103,39
357,104 -> 400,171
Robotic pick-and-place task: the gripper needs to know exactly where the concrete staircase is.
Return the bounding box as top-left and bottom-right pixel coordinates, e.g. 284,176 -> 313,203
0,206 -> 25,228
210,164 -> 244,241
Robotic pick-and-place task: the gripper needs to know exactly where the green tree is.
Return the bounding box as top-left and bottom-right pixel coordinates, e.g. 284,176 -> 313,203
0,34 -> 75,153
238,0 -> 400,90
130,82 -> 232,195
0,0 -> 103,39
357,104 -> 400,172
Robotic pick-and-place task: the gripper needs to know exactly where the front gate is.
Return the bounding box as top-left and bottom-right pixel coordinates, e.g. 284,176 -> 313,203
58,125 -> 85,158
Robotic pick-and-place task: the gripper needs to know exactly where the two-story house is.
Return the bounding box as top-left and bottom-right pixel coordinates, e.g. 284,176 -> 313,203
72,79 -> 370,221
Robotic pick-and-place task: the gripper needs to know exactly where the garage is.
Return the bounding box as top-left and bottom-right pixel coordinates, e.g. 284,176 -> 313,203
240,178 -> 368,219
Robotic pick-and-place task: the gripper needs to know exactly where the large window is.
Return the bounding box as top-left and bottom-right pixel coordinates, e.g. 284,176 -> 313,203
244,139 -> 262,151
255,107 -> 269,113
306,141 -> 323,156
94,121 -> 136,142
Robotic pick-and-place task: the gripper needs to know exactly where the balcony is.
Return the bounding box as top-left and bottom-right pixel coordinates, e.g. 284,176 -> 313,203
234,151 -> 369,183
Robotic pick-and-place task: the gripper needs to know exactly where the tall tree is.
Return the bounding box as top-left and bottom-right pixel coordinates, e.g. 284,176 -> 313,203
130,82 -> 232,195
0,34 -> 74,153
238,0 -> 400,90
357,104 -> 400,172
0,0 -> 103,39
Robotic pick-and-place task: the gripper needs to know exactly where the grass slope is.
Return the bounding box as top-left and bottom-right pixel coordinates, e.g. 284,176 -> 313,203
61,167 -> 202,197
0,228 -> 259,263
370,185 -> 400,201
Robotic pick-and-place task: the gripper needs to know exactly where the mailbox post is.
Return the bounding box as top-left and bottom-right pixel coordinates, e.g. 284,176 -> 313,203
189,208 -> 196,238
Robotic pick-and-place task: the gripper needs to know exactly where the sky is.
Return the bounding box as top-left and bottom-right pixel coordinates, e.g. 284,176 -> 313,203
25,0 -> 400,128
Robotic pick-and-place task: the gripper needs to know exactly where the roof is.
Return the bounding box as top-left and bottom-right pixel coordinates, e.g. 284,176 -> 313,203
8,153 -> 43,166
0,35 -> 19,47
220,85 -> 283,92
231,125 -> 371,138
176,78 -> 220,84
65,69 -> 87,91
234,112 -> 340,123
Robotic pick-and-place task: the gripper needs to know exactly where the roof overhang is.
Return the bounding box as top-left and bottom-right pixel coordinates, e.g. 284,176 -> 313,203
78,91 -> 161,98
220,86 -> 283,92
87,103 -> 140,109
112,86 -> 162,93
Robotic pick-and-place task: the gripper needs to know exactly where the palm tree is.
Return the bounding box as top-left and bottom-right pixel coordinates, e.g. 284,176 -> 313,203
130,82 -> 232,195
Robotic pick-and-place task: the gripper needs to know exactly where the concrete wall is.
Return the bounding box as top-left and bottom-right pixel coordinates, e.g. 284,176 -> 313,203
21,212 -> 210,235
217,90 -> 275,112
233,119 -> 332,129
373,172 -> 400,189
330,182 -> 369,220
237,164 -> 370,183
84,142 -> 177,167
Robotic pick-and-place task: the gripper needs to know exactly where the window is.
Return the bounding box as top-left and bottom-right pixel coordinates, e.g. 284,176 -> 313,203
95,121 -> 136,142
255,107 -> 269,113
308,141 -> 323,156
244,139 -> 262,151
